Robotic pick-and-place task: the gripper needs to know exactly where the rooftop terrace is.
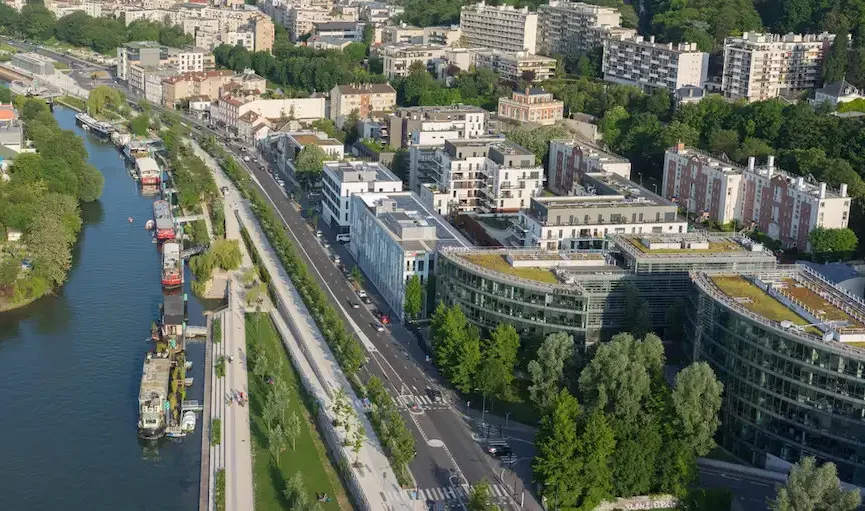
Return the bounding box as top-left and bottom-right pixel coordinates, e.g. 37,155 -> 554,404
448,248 -> 611,286
611,233 -> 774,260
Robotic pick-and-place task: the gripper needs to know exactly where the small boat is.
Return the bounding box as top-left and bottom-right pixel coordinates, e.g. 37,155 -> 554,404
181,411 -> 196,432
128,217 -> 133,223
145,219 -> 154,230
184,377 -> 194,387
185,361 -> 193,370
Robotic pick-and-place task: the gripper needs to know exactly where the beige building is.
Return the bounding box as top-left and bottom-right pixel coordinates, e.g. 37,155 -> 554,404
602,34 -> 709,92
381,44 -> 446,79
722,32 -> 835,102
460,1 -> 538,54
214,96 -> 326,131
329,83 -> 397,128
117,42 -> 212,83
382,24 -> 425,45
161,69 -> 235,107
474,49 -> 556,82
537,0 -> 624,58
497,87 -> 564,126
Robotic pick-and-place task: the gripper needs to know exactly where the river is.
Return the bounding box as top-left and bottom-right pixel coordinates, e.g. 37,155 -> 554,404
0,107 -> 206,511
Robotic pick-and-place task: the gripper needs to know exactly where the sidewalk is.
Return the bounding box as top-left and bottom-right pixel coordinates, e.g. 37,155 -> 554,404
194,141 -> 415,511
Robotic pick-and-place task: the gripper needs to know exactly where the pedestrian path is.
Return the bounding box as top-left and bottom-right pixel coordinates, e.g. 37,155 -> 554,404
388,483 -> 512,503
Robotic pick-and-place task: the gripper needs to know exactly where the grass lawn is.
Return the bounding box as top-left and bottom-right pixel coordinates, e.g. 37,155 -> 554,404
463,253 -> 559,285
711,276 -> 810,326
246,313 -> 349,511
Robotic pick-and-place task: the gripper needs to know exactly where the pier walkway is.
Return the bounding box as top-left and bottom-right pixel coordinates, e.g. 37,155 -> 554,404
194,140 -> 414,511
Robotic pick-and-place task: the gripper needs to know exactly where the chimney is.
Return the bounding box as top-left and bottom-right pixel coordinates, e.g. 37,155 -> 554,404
819,182 -> 827,198
796,176 -> 804,189
675,141 -> 685,152
748,156 -> 755,171
841,183 -> 848,197
767,155 -> 774,169
650,35 -> 655,44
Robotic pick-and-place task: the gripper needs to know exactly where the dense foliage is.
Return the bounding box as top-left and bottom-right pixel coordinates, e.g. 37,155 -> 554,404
213,42 -> 386,96
392,61 -> 511,109
0,3 -> 191,55
533,333 -> 723,507
0,98 -> 103,308
769,456 -> 861,511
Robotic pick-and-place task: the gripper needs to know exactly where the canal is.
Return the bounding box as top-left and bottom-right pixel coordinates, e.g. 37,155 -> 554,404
0,107 -> 206,510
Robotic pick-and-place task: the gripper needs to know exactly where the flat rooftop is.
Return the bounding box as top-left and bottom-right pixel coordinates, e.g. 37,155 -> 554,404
700,266 -> 865,344
612,233 -> 773,259
325,161 -> 400,183
290,133 -> 342,147
442,248 -> 617,287
139,355 -> 171,402
357,191 -> 471,253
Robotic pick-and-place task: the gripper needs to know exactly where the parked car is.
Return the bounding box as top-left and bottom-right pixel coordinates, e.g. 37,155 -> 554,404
487,445 -> 513,457
361,296 -> 372,305
315,230 -> 323,238
372,322 -> 385,332
357,289 -> 367,298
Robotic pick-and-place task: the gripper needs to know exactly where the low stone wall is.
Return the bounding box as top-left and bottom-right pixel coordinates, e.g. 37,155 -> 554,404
593,494 -> 678,511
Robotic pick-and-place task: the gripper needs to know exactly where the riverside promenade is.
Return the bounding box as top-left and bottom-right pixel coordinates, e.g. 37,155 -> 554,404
193,141 -> 415,511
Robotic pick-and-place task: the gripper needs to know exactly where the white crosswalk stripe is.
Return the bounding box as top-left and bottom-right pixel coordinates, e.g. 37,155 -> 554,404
404,484 -> 510,502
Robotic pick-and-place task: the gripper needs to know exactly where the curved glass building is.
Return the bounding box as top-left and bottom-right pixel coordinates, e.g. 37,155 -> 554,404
688,266 -> 865,484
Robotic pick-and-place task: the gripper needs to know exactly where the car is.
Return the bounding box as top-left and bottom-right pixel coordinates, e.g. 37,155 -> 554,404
487,446 -> 513,457
323,241 -> 330,249
315,230 -> 323,238
242,155 -> 251,162
336,233 -> 351,243
425,387 -> 443,403
350,301 -> 360,309
332,255 -> 341,264
361,296 -> 372,305
357,289 -> 367,298
373,322 -> 385,332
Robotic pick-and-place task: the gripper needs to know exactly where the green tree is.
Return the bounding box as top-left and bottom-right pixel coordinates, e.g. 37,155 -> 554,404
809,227 -> 858,260
429,302 -> 481,393
350,265 -> 363,286
477,324 -> 520,400
267,423 -> 286,464
285,411 -> 301,451
55,11 -> 91,47
18,1 -> 55,40
769,457 -> 861,511
599,105 -> 630,150
283,470 -> 310,510
343,42 -> 367,63
578,332 -> 664,423
362,23 -> 374,46
574,410 -> 616,509
672,362 -> 723,457
527,332 -> 574,410
708,129 -> 741,158
404,274 -> 423,320
467,479 -> 498,511
506,124 -> 570,166
126,19 -> 161,41
823,24 -> 849,84
294,144 -> 327,186
27,212 -> 73,287
129,114 -> 149,136
0,85 -> 11,104
533,389 -> 582,507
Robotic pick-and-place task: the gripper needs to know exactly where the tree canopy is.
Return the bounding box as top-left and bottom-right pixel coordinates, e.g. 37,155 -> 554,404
769,457 -> 861,511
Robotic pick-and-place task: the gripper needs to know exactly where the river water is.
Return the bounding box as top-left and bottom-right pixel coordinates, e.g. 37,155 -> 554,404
0,107 -> 206,511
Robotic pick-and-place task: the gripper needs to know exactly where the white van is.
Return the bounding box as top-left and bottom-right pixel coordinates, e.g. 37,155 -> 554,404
336,233 -> 351,243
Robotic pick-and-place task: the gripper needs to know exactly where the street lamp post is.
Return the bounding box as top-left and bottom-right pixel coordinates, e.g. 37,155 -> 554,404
505,412 -> 511,429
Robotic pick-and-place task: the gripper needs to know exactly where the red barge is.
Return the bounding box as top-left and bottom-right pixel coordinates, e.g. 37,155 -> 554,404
137,156 -> 161,185
153,200 -> 175,240
161,240 -> 183,288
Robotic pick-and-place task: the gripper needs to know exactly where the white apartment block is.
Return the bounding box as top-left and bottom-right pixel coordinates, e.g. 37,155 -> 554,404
381,44 -> 446,79
722,32 -> 836,102
474,49 -> 556,82
117,42 -> 210,82
515,175 -> 686,250
460,1 -> 538,54
602,34 -> 708,92
382,24 -> 462,46
321,161 -> 403,233
418,138 -> 544,215
547,138 -> 631,195
663,144 -> 851,250
537,0 -> 624,58
349,192 -> 471,321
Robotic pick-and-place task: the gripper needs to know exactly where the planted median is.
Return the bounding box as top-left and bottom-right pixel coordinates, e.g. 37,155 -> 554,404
200,136 -> 416,486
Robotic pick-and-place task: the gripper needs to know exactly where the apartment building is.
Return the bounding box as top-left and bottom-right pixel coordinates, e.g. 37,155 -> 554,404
663,144 -> 851,250
381,44 -> 446,79
213,96 -> 326,131
602,34 -> 709,92
382,24 -> 425,45
547,138 -> 631,195
349,191 -> 471,321
460,1 -> 538,54
117,42 -> 212,82
273,131 -> 345,178
515,176 -> 686,250
161,70 -> 236,107
329,83 -> 397,128
473,49 -> 556,82
313,21 -> 365,41
418,138 -> 544,215
537,0 -> 623,58
321,161 -> 403,233
286,5 -> 357,42
497,87 -> 564,126
722,32 -> 835,102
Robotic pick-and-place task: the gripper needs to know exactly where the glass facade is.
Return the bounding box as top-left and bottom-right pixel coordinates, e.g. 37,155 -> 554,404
688,283 -> 865,485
